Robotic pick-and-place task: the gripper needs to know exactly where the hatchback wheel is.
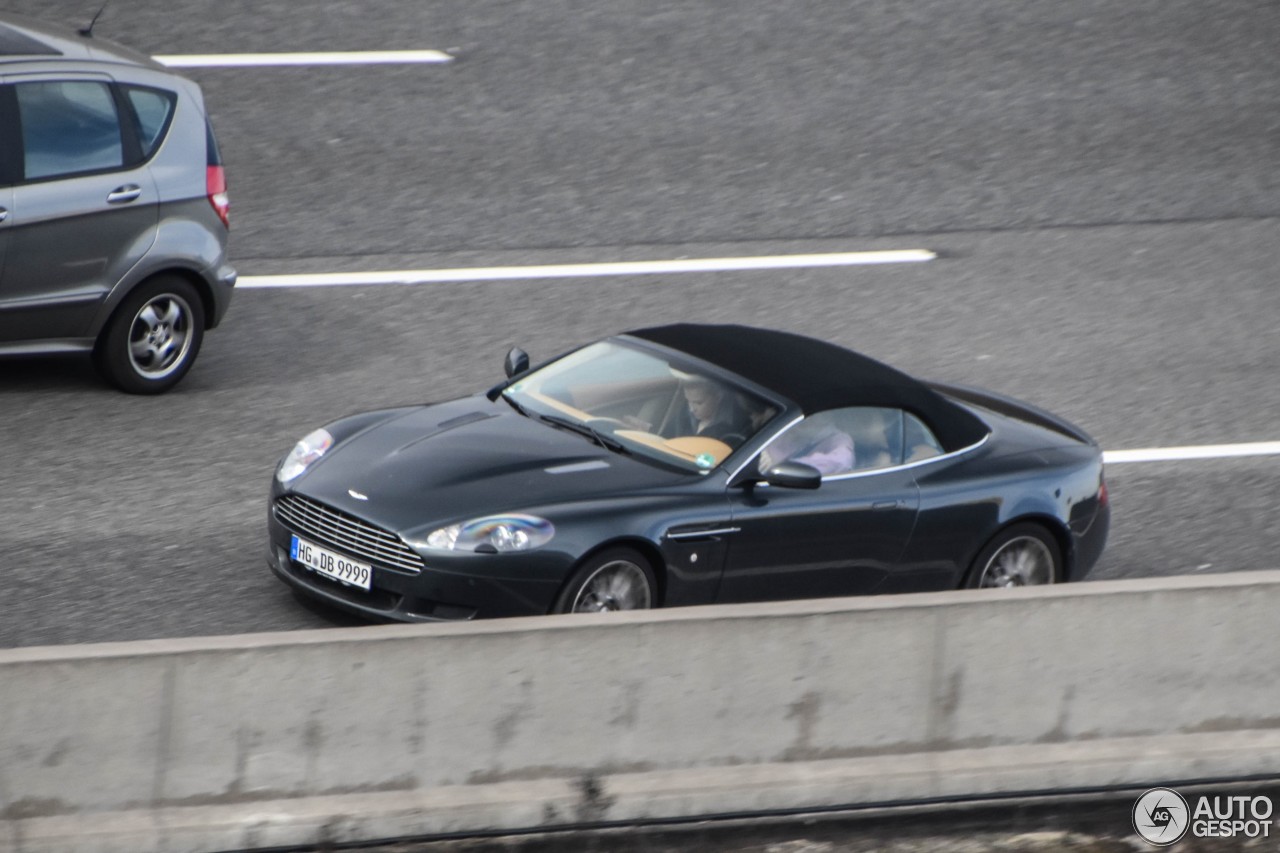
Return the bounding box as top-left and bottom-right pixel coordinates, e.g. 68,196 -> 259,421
96,276 -> 205,394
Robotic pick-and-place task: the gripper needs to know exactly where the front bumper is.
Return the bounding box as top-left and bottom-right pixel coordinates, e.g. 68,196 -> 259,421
266,508 -> 565,622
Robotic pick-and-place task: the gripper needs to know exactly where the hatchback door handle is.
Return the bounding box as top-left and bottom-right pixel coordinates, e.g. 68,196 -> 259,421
106,185 -> 142,204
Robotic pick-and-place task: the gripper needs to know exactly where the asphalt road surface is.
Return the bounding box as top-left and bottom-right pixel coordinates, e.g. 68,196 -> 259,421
1,0 -> 1278,647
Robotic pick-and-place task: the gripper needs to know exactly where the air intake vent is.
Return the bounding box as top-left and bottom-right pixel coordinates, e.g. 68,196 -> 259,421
274,494 -> 424,574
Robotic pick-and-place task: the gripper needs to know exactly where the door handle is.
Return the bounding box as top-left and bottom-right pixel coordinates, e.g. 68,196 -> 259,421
106,185 -> 142,204
872,500 -> 905,511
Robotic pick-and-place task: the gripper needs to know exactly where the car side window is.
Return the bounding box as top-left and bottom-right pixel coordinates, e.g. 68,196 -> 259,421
904,412 -> 944,462
124,85 -> 177,159
759,410 -> 858,477
15,80 -> 123,180
757,407 -> 936,476
842,407 -> 905,470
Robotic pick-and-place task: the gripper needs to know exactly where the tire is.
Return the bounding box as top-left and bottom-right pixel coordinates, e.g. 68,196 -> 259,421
553,547 -> 658,614
963,523 -> 1061,589
95,276 -> 205,394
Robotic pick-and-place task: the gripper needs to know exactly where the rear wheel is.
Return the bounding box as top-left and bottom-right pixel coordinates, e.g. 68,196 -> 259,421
553,547 -> 657,613
95,276 -> 204,394
964,523 -> 1061,589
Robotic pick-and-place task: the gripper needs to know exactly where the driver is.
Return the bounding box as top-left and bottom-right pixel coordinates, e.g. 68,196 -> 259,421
681,378 -> 747,443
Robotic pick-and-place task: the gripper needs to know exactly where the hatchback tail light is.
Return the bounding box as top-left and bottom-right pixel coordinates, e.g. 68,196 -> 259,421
207,165 -> 229,229
205,120 -> 229,229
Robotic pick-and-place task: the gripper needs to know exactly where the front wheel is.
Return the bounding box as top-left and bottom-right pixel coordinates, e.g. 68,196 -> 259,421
553,548 -> 657,614
964,524 -> 1061,589
95,276 -> 205,394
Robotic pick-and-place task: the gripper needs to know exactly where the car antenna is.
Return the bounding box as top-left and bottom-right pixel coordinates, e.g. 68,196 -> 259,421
78,2 -> 109,37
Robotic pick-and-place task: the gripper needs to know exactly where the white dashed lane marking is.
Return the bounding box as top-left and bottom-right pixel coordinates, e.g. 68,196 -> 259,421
154,50 -> 455,68
1103,442 -> 1280,464
236,250 -> 938,288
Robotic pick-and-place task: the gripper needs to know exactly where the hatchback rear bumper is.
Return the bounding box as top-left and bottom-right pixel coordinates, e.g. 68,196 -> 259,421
207,261 -> 237,328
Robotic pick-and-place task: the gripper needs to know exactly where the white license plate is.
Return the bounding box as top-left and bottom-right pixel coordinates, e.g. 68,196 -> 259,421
290,535 -> 372,591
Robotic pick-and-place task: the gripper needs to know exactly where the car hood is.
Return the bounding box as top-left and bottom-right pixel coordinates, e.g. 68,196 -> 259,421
291,397 -> 690,533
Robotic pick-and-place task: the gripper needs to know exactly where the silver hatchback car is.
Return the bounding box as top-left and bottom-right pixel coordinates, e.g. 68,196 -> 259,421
0,12 -> 235,393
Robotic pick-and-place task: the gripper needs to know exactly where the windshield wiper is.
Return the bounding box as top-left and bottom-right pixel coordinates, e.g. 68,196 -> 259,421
501,392 -> 532,418
537,414 -> 629,454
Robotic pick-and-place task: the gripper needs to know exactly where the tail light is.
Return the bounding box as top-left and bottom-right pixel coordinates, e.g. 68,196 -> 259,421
1097,478 -> 1109,507
205,120 -> 229,229
206,165 -> 229,229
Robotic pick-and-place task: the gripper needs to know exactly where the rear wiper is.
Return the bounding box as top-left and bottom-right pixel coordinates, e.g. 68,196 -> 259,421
538,414 -> 629,454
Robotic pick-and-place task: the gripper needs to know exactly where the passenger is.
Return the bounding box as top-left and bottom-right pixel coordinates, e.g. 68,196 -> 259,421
758,412 -> 854,476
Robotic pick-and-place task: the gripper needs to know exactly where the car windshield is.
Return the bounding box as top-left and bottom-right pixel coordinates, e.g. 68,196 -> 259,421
502,340 -> 779,473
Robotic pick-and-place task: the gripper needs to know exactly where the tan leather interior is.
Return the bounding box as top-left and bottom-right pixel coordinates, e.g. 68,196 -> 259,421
616,431 -> 732,465
664,436 -> 732,462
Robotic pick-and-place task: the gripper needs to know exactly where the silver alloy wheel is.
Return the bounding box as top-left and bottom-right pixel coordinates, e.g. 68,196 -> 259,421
977,535 -> 1055,587
570,559 -> 653,612
128,293 -> 194,379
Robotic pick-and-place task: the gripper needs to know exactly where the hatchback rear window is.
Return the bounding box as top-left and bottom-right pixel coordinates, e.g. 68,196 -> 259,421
205,119 -> 223,166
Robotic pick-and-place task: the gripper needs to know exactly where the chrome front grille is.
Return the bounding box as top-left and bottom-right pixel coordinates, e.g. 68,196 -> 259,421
274,494 -> 424,574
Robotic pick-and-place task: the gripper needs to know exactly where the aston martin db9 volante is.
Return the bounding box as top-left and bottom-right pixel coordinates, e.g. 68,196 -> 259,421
267,324 -> 1109,621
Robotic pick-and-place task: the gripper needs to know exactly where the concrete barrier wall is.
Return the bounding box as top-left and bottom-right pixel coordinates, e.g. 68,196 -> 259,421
3,571 -> 1280,852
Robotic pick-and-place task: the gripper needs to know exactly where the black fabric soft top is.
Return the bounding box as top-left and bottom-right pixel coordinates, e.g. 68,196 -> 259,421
626,323 -> 989,452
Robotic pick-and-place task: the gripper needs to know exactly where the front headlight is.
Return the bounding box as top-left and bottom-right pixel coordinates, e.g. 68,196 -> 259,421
426,514 -> 555,553
277,428 -> 334,484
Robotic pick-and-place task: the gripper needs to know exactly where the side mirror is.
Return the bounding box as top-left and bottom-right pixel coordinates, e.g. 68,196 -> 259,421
763,461 -> 822,490
504,347 -> 530,378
